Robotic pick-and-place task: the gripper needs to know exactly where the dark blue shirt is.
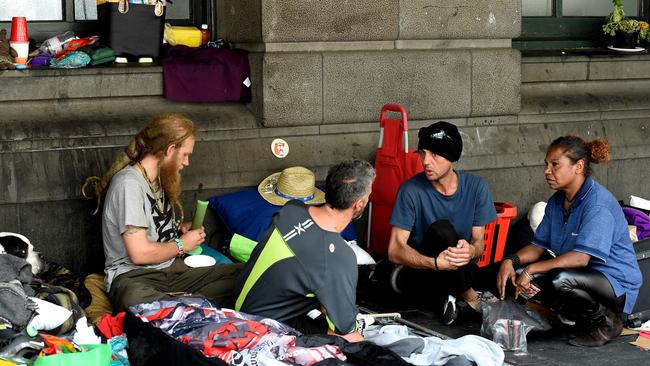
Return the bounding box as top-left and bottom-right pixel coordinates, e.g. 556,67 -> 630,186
533,177 -> 642,313
390,171 -> 497,246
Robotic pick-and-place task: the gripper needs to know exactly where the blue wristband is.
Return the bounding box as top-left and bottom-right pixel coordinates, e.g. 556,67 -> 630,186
174,238 -> 184,257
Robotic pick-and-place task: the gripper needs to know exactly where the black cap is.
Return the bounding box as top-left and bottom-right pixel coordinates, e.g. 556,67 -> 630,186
417,121 -> 463,162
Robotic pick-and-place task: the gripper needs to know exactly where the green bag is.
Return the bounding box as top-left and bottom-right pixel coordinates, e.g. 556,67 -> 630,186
33,344 -> 111,366
78,45 -> 116,65
229,233 -> 257,263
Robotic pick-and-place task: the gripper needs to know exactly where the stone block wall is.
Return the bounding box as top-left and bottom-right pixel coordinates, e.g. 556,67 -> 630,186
1,1 -> 649,274
517,55 -> 650,206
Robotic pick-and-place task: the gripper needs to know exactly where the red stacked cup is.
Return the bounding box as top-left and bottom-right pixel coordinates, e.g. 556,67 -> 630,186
10,17 -> 28,42
9,17 -> 29,64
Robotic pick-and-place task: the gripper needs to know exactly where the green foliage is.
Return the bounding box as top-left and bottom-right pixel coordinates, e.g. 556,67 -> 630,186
618,19 -> 640,32
603,0 -> 646,40
640,23 -> 650,42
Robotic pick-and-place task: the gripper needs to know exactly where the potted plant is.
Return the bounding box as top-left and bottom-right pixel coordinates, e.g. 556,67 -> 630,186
603,0 -> 650,48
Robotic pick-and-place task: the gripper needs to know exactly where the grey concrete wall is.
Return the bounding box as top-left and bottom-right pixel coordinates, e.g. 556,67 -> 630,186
218,0 -> 520,42
2,62 -> 649,273
514,55 -> 650,213
2,3 -> 650,276
399,0 -> 521,40
256,47 -> 520,127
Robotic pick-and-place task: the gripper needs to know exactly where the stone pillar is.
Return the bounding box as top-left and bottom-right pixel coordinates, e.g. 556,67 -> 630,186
218,0 -> 522,127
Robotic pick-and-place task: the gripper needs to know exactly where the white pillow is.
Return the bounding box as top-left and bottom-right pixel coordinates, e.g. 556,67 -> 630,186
528,202 -> 547,233
346,240 -> 376,265
28,297 -> 72,331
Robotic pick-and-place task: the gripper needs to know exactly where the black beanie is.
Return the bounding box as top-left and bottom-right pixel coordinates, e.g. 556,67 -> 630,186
417,121 -> 463,162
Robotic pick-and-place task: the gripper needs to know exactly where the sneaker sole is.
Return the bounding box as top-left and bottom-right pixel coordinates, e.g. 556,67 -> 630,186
442,295 -> 458,325
389,265 -> 403,294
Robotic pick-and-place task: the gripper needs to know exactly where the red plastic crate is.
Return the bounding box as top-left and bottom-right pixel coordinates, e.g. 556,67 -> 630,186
478,202 -> 518,268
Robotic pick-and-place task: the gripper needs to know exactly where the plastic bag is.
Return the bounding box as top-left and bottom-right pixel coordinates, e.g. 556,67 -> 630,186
32,343 -> 111,366
49,51 -> 91,69
479,298 -> 551,354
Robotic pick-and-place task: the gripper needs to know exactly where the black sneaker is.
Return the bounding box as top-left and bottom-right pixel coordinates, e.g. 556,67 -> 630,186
442,295 -> 458,325
442,296 -> 482,325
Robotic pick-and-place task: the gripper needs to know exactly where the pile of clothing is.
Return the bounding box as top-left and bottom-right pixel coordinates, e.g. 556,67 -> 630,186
0,232 -> 103,365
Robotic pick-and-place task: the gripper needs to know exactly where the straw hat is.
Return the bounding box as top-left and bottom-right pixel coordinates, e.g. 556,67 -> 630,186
258,166 -> 325,206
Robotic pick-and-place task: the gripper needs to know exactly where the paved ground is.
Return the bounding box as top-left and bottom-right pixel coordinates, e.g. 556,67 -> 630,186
357,268 -> 649,366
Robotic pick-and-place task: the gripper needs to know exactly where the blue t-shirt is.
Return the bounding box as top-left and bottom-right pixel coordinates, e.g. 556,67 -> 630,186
533,177 -> 642,313
390,171 -> 497,247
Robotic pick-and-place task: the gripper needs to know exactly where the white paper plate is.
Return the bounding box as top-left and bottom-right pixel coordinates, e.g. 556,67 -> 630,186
184,254 -> 216,268
607,46 -> 647,53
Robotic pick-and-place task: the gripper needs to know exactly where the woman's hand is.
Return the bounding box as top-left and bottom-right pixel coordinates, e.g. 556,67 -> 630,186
180,226 -> 206,252
515,267 -> 536,297
497,259 -> 517,300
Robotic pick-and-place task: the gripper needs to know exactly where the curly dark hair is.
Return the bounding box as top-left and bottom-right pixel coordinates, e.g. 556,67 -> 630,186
548,136 -> 611,176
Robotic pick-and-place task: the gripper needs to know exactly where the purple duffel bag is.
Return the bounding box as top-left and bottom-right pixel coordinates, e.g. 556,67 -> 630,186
162,45 -> 251,103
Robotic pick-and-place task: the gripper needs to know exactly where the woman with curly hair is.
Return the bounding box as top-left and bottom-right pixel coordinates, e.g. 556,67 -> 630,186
496,136 -> 641,347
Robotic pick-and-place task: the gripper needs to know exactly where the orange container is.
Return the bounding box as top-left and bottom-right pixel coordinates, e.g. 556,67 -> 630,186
478,202 -> 517,267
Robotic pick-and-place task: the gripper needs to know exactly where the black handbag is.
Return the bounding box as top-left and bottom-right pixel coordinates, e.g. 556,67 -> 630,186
97,0 -> 166,59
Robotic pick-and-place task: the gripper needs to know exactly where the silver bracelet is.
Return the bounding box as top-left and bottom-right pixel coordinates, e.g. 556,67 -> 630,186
522,268 -> 534,281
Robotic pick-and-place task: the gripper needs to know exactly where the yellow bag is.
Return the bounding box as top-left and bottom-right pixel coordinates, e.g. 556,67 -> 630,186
164,24 -> 201,47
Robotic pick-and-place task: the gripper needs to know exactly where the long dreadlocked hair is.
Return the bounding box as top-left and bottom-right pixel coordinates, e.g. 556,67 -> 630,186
82,113 -> 196,216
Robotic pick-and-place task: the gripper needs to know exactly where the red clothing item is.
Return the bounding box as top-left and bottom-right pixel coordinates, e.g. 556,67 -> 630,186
97,312 -> 125,339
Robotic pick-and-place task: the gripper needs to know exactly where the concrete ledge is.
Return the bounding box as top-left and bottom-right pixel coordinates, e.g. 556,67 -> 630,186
521,79 -> 650,114
466,115 -> 518,126
237,39 -> 512,53
264,41 -> 396,53
590,60 -> 650,80
0,71 -> 163,102
0,97 -> 257,146
236,39 -> 512,53
0,65 -> 162,77
601,109 -> 650,120
522,62 -> 588,83
522,54 -> 650,63
522,54 -> 650,82
518,111 -> 601,125
395,39 -> 511,49
521,55 -> 591,64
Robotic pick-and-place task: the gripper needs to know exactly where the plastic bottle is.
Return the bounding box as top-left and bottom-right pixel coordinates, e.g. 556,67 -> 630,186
200,24 -> 209,45
39,31 -> 75,55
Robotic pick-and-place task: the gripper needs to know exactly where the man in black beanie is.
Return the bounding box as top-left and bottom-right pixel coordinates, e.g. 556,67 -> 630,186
387,121 -> 497,325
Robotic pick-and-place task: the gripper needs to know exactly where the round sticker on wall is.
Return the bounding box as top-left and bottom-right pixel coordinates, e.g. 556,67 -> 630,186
271,138 -> 289,158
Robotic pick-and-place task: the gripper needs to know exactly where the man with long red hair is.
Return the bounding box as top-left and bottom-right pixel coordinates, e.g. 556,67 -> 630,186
83,113 -> 241,310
